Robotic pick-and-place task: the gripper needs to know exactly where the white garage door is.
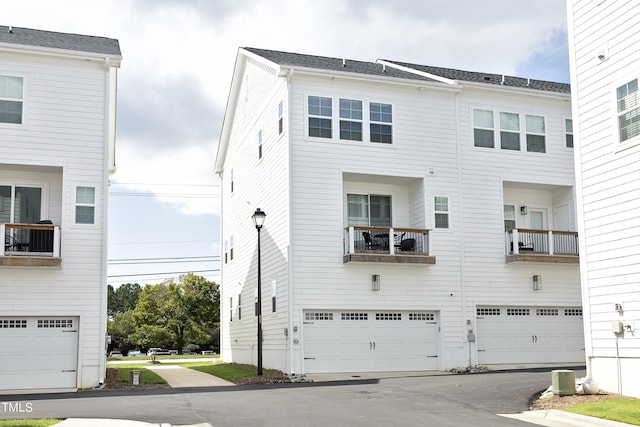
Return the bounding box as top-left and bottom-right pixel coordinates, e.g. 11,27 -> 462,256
476,306 -> 585,366
0,317 -> 78,391
303,310 -> 439,373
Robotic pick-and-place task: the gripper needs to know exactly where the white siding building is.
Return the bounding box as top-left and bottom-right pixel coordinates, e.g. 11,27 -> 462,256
0,26 -> 121,393
215,48 -> 582,376
567,1 -> 640,397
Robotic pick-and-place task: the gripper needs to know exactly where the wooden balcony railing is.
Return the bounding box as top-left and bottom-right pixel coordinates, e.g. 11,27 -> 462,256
2,222 -> 61,258
343,226 -> 435,264
506,228 -> 579,258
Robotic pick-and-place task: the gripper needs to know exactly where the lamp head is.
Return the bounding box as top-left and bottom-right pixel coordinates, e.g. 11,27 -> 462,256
252,208 -> 266,230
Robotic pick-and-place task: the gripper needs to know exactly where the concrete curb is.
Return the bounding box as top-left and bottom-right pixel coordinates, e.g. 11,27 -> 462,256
500,409 -> 635,426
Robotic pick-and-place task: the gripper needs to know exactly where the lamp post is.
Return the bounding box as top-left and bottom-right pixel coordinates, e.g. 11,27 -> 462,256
252,208 -> 266,375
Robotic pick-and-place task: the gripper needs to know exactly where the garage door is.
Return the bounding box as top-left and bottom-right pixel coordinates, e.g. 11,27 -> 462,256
0,317 -> 78,391
303,310 -> 439,373
476,306 -> 585,365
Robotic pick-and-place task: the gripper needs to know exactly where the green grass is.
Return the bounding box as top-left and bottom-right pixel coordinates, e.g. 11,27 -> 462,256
186,362 -> 279,382
0,420 -> 60,427
112,365 -> 166,384
565,398 -> 640,425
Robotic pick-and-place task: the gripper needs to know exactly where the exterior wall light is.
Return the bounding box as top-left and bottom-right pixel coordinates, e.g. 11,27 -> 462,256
372,274 -> 380,291
533,275 -> 542,290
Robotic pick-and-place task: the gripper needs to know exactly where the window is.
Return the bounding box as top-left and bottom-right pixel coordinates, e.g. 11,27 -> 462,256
347,194 -> 391,227
500,112 -> 520,150
526,115 -> 546,152
237,294 -> 241,320
0,75 -> 23,124
434,196 -> 449,229
224,240 -> 228,264
278,101 -> 284,134
230,168 -> 234,193
271,280 -> 277,313
258,129 -> 263,159
617,78 -> 640,142
0,185 -> 42,223
565,118 -> 573,148
339,98 -> 363,141
75,186 -> 95,224
229,297 -> 233,322
473,109 -> 494,148
308,96 -> 332,138
229,235 -> 234,261
504,205 -> 516,231
370,102 -> 392,143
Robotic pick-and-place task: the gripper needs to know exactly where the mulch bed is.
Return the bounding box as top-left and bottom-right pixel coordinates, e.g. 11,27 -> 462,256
104,367 -> 171,390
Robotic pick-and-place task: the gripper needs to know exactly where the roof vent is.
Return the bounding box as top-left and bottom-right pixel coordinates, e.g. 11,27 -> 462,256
483,76 -> 491,81
501,75 -> 505,85
7,26 -> 13,34
383,63 -> 386,73
342,58 -> 346,67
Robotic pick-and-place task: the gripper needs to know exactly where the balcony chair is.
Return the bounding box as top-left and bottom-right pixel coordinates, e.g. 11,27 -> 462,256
362,231 -> 383,250
400,238 -> 416,252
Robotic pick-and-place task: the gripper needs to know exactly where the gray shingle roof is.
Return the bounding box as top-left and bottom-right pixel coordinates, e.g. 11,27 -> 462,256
382,60 -> 570,93
244,48 -> 570,94
244,47 -> 438,83
0,25 -> 121,57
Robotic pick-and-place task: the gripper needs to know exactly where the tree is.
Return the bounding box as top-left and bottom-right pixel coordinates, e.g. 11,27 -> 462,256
108,283 -> 142,316
107,310 -> 136,353
128,274 -> 220,352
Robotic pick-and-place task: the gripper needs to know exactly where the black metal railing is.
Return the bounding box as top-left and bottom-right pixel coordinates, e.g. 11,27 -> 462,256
506,229 -> 578,256
344,226 -> 430,255
2,222 -> 60,257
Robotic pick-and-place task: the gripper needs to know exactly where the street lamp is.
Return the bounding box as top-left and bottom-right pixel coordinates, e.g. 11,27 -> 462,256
252,208 -> 266,375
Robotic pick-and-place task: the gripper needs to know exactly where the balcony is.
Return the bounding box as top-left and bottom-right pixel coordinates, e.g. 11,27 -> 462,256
505,228 -> 579,264
343,226 -> 436,264
1,223 -> 62,267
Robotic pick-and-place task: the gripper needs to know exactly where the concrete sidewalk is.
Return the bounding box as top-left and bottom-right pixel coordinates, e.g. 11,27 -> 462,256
145,365 -> 234,388
54,419 -> 212,427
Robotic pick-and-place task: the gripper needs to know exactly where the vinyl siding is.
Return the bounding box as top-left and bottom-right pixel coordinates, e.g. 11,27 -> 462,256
568,0 -> 640,397
0,50 -> 112,390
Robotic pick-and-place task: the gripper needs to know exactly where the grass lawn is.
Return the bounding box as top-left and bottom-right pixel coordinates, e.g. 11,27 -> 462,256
184,362 -> 280,382
0,420 -> 60,427
112,364 -> 167,384
565,398 -> 640,426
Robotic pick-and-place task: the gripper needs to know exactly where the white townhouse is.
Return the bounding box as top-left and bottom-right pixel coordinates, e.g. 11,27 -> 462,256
0,26 -> 121,393
215,47 -> 582,376
567,1 -> 640,398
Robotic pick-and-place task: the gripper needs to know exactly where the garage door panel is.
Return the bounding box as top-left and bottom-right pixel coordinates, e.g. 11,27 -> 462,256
0,317 -> 78,391
304,310 -> 439,373
477,306 -> 585,366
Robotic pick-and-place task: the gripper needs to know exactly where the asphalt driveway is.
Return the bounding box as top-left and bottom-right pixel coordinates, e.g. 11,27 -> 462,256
0,368 -> 585,427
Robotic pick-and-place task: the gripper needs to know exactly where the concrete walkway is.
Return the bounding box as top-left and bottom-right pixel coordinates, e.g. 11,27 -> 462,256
146,365 -> 234,388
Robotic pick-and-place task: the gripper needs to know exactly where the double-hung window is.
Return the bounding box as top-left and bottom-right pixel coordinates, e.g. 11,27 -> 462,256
258,129 -> 263,159
617,78 -> 640,143
75,186 -> 96,224
0,75 -> 23,125
504,205 -> 516,231
526,115 -> 546,153
347,194 -> 391,227
473,109 -> 495,148
565,118 -> 573,148
434,196 -> 449,229
308,96 -> 332,138
370,102 -> 393,143
500,112 -> 520,150
278,100 -> 284,134
339,98 -> 363,141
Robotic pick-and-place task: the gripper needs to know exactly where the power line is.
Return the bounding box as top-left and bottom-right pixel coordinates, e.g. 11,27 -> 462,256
110,182 -> 219,187
109,255 -> 219,263
107,268 -> 219,278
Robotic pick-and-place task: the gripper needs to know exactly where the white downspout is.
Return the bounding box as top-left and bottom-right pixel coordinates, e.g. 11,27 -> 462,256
286,68 -> 295,375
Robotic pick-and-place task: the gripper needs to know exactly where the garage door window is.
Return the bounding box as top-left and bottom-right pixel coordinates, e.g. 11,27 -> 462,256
376,313 -> 401,320
305,312 -> 333,321
409,313 -> 435,321
507,308 -> 530,316
341,313 -> 368,320
0,319 -> 27,328
477,308 -> 500,316
536,309 -> 558,316
38,319 -> 73,328
565,308 -> 583,316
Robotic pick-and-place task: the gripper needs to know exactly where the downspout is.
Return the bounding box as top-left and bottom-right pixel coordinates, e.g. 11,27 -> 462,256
98,57 -> 114,386
286,68 -> 295,375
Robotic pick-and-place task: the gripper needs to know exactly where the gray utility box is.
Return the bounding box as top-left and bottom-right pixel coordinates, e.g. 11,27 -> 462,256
551,370 -> 575,396
129,370 -> 144,386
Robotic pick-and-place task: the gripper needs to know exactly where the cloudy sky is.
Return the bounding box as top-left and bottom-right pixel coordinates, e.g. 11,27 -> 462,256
5,0 -> 570,286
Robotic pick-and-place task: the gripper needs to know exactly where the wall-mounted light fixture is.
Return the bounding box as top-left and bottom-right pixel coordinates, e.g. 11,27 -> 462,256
372,274 -> 380,291
532,275 -> 542,291
520,205 -> 528,215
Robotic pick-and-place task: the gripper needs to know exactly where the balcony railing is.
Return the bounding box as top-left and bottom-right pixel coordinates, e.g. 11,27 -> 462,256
2,223 -> 61,264
343,226 -> 435,264
505,228 -> 579,262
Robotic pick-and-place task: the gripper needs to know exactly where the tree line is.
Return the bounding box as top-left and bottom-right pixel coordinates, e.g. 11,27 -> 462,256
107,273 -> 220,354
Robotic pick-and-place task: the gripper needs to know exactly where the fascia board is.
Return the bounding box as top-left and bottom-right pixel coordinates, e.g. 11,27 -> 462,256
0,42 -> 122,66
459,81 -> 571,101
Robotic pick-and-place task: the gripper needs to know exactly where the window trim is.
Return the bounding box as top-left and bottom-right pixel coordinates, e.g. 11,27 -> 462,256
74,185 -> 97,225
615,77 -> 640,146
0,74 -> 25,126
564,117 -> 574,149
305,93 -> 394,145
434,195 -> 449,230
